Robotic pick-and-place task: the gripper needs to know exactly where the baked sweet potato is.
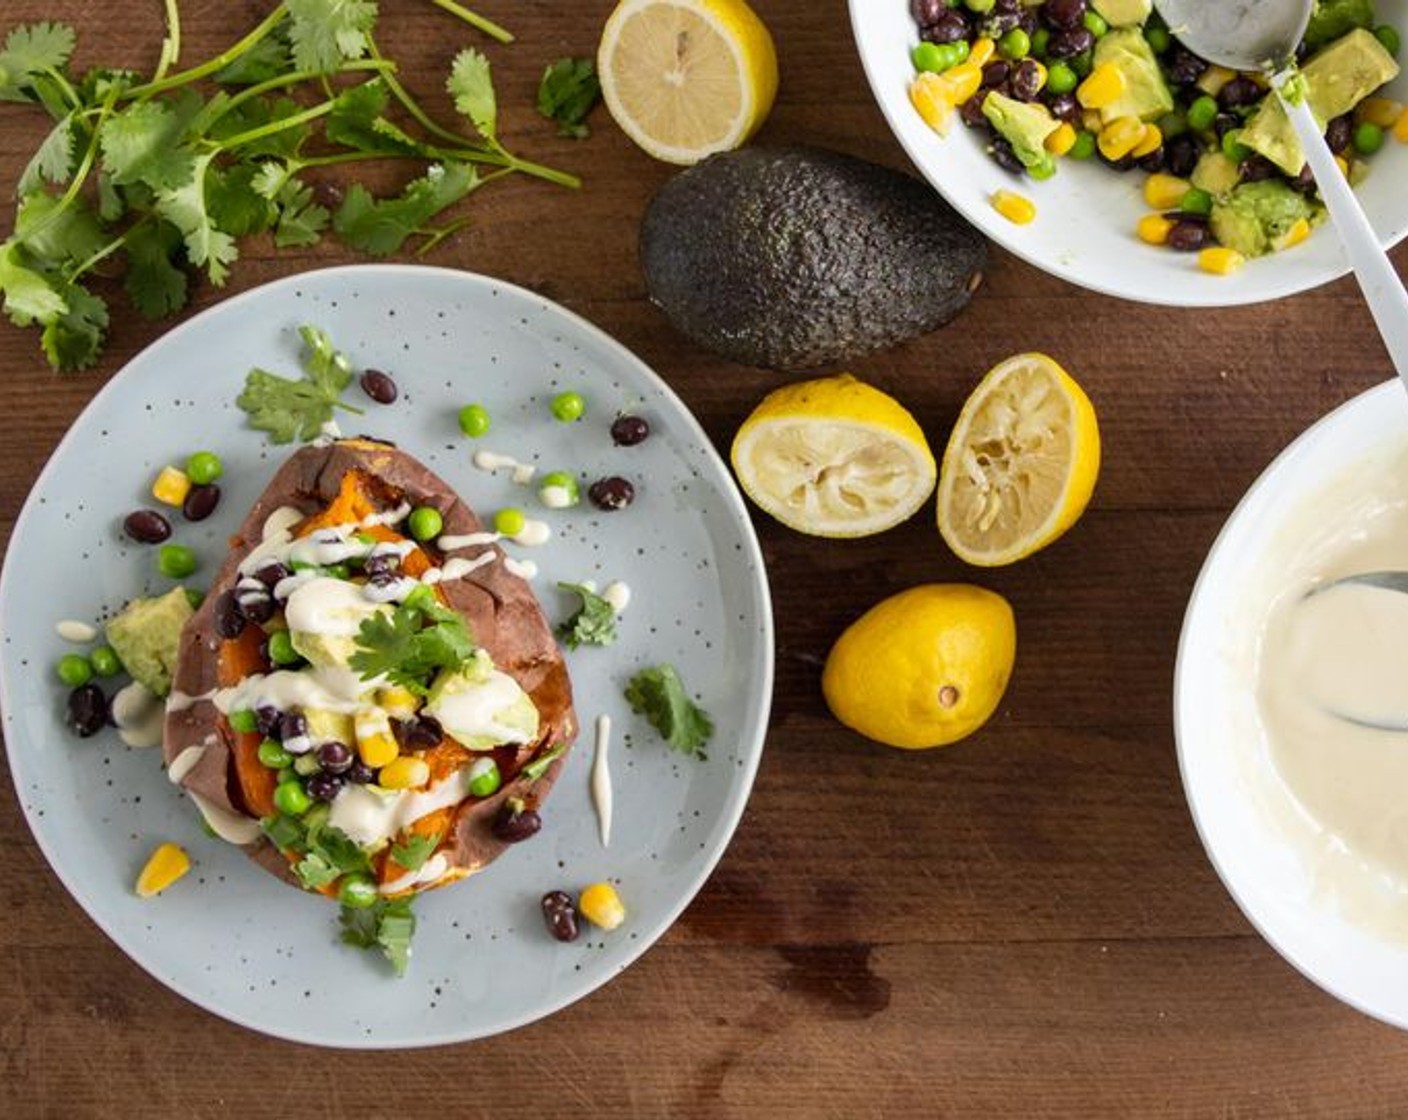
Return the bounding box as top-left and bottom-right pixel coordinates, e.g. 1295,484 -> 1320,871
163,438 -> 577,904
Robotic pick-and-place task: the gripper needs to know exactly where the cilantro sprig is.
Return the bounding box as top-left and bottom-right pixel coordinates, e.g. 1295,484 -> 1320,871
625,664 -> 714,760
0,3 -> 579,371
340,897 -> 416,977
237,323 -> 363,443
556,581 -> 618,650
349,588 -> 475,693
536,58 -> 600,139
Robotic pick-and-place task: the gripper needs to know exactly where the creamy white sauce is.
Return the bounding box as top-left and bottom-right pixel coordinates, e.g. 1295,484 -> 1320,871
473,449 -> 536,485
436,531 -> 500,551
285,577 -> 387,637
215,664 -> 377,716
602,581 -> 632,613
313,419 -> 343,446
237,505 -> 305,576
112,681 -> 164,748
592,714 -> 613,847
166,687 -> 216,714
189,790 -> 262,845
380,853 -> 450,896
539,484 -> 575,509
328,770 -> 471,848
56,619 -> 97,643
168,743 -> 207,785
514,519 -> 551,547
504,558 -> 538,581
422,552 -> 497,585
428,669 -> 535,744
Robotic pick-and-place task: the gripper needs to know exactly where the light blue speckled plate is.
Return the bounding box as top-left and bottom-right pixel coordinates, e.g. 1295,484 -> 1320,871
0,265 -> 773,1048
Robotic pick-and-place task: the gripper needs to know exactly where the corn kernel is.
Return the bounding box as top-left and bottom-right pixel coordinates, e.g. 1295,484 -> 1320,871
1273,217 -> 1312,251
355,708 -> 399,768
1137,214 -> 1175,245
1395,110 -> 1408,144
1197,247 -> 1246,275
1098,116 -> 1147,161
379,755 -> 431,790
1081,108 -> 1104,134
909,73 -> 955,136
1045,122 -> 1077,156
1131,122 -> 1163,158
1077,62 -> 1126,110
1195,65 -> 1235,97
152,465 -> 191,507
1143,173 -> 1191,210
579,882 -> 626,930
968,38 -> 996,67
939,62 -> 983,106
136,842 -> 191,897
991,189 -> 1036,225
1029,60 -> 1048,93
377,686 -> 420,721
1335,154 -> 1351,177
1357,97 -> 1404,130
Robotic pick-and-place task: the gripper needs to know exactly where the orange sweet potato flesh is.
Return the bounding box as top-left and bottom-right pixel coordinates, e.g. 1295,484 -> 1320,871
219,626 -> 277,819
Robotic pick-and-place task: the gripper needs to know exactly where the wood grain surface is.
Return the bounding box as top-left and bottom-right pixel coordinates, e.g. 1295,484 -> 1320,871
3,2 -> 1408,1117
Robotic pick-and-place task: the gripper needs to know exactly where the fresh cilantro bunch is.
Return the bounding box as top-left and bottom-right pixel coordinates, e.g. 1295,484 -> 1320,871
625,663 -> 714,759
238,323 -> 364,442
350,587 -> 475,692
0,2 -> 578,371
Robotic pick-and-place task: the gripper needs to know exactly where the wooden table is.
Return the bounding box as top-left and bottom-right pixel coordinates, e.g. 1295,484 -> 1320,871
3,2 -> 1407,1115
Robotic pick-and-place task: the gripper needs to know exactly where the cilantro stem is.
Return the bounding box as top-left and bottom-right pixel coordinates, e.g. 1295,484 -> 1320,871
37,65 -> 83,114
19,92 -> 118,248
124,4 -> 289,101
153,0 -> 183,84
66,215 -> 152,282
211,60 -> 396,128
368,36 -> 474,151
414,213 -> 475,255
427,0 -> 514,44
499,154 -> 581,190
209,100 -> 336,154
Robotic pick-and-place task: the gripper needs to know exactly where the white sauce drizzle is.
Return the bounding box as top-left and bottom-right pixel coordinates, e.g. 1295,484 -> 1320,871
513,519 -> 551,547
313,419 -> 343,447
504,558 -> 538,581
55,619 -> 97,643
214,664 -> 378,716
168,743 -> 207,785
592,714 -> 613,848
111,681 -> 164,748
166,687 -> 217,714
538,484 -> 575,510
189,790 -> 262,845
328,770 -> 472,848
421,552 -> 498,585
438,521 -> 550,550
237,505 -> 305,576
380,853 -> 450,896
472,449 -> 537,485
603,581 -> 632,613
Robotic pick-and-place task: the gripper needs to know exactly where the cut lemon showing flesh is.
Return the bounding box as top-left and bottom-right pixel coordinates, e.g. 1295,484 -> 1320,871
731,374 -> 937,537
598,0 -> 779,165
937,352 -> 1100,567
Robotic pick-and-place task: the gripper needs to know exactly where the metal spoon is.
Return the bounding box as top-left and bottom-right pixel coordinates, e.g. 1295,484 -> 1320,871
1154,0 -> 1408,382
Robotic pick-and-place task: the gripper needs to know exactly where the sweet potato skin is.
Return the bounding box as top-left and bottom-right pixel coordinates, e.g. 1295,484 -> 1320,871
163,438 -> 577,891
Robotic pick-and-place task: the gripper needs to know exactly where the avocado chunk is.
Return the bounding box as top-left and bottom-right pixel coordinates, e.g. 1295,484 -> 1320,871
422,650 -> 539,749
1241,29 -> 1400,174
981,92 -> 1059,179
105,587 -> 193,698
1304,0 -> 1375,51
1090,0 -> 1152,27
1092,28 -> 1174,124
285,577 -> 390,671
639,146 -> 986,372
1190,151 -> 1242,198
1210,181 -> 1322,257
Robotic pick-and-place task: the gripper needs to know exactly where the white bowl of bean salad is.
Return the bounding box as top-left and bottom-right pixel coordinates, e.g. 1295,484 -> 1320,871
850,0 -> 1408,305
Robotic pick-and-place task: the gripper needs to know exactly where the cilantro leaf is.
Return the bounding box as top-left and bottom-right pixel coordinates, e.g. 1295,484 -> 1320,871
340,897 -> 416,977
273,179 -> 330,248
208,94 -> 311,159
40,282 -> 107,372
96,172 -> 125,222
123,220 -> 189,319
389,831 -> 442,872
215,26 -> 294,85
326,80 -> 426,156
0,23 -> 76,103
156,153 -> 238,285
237,322 -> 361,443
521,742 -> 567,783
286,0 -> 378,75
447,49 -> 496,140
205,162 -> 277,237
15,191 -> 105,268
333,162 -> 477,257
17,114 -> 75,195
0,240 -> 66,325
294,851 -> 341,890
349,598 -> 475,691
537,58 -> 600,139
262,812 -> 306,853
99,100 -> 198,191
624,664 -> 713,759
556,582 -> 617,650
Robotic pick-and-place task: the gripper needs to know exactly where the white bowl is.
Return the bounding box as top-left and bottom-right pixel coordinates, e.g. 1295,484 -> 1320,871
1175,379 -> 1408,1028
849,2 -> 1408,306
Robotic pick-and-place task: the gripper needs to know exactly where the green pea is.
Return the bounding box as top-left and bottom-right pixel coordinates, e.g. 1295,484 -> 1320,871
293,752 -> 322,776
1221,128 -> 1252,162
494,507 -> 527,537
158,544 -> 197,579
408,506 -> 443,542
998,28 -> 1030,60
323,563 -> 351,580
1082,10 -> 1108,36
964,0 -> 994,11
537,470 -> 581,508
184,451 -> 223,485
1375,24 -> 1401,57
276,766 -> 297,785
273,779 -> 312,816
258,739 -> 292,768
1180,187 -> 1214,216
1157,111 -> 1188,139
550,390 -> 586,423
1028,160 -> 1056,181
403,584 -> 438,613
1045,61 -> 1078,95
56,653 -> 92,687
267,629 -> 300,666
228,709 -> 259,734
184,588 -> 205,609
929,42 -> 963,70
951,40 -> 970,64
912,42 -> 946,73
1071,49 -> 1093,77
1186,94 -> 1218,132
1031,27 -> 1050,58
1353,121 -> 1385,156
458,403 -> 491,438
1067,130 -> 1097,160
1145,26 -> 1170,54
338,874 -> 379,909
89,646 -> 123,678
468,757 -> 501,798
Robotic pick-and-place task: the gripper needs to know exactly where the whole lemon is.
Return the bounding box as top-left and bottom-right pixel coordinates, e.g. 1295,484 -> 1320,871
822,584 -> 1016,749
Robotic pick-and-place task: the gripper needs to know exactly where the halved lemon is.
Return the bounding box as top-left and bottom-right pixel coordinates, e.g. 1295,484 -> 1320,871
731,374 -> 937,538
597,0 -> 779,165
937,352 -> 1100,567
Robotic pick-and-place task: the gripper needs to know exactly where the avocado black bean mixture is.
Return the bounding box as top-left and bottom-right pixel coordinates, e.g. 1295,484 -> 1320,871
907,0 -> 1403,264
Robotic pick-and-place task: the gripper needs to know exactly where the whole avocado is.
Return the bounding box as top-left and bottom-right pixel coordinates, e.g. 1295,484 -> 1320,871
639,146 -> 986,372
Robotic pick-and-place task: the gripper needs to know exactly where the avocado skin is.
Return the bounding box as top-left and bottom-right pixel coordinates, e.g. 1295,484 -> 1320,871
639,146 -> 986,372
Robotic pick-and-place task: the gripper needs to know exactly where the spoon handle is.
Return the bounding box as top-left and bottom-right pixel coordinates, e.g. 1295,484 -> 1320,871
1279,91 -> 1408,382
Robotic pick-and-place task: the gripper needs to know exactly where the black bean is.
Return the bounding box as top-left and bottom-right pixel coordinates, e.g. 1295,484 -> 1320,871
989,135 -> 1027,174
1239,155 -> 1278,182
306,772 -> 343,802
1045,92 -> 1082,126
960,93 -> 991,128
1008,58 -> 1043,101
1164,133 -> 1200,178
254,560 -> 290,588
359,369 -> 398,405
213,591 -> 247,639
364,552 -> 401,580
346,760 -> 376,786
1136,148 -> 1166,173
588,476 -> 635,511
1045,26 -> 1095,59
278,711 -> 308,743
182,483 -> 220,522
979,9 -> 1021,38
256,704 -> 282,737
1098,150 -> 1137,173
541,890 -> 581,943
318,741 -> 353,774
919,8 -> 968,43
910,0 -> 945,25
980,60 -> 1011,89
1042,0 -> 1087,29
1166,218 -> 1212,252
1325,114 -> 1353,154
1218,76 -> 1261,110
404,715 -> 443,749
1213,112 -> 1241,138
1289,161 -> 1317,193
123,509 -> 172,544
237,589 -> 275,625
1166,46 -> 1208,86
68,684 -> 107,738
492,802 -> 542,843
610,414 -> 651,446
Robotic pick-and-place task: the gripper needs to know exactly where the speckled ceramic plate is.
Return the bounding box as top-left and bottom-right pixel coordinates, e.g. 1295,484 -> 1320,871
0,264 -> 773,1048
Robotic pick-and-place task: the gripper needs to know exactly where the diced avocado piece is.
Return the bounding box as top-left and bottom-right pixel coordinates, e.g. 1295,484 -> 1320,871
304,708 -> 355,745
286,578 -> 390,671
1090,0 -> 1152,27
981,92 -> 1059,178
1210,181 -> 1321,257
1190,152 -> 1242,198
1304,0 -> 1376,51
105,587 -> 193,698
1092,28 -> 1174,124
422,650 -> 540,750
1242,29 -> 1400,173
